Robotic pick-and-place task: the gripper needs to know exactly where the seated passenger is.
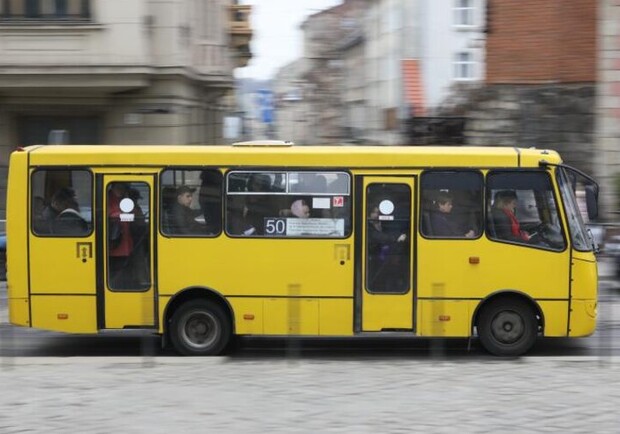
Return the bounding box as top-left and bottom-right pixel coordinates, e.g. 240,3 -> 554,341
52,188 -> 88,235
239,174 -> 274,235
491,190 -> 531,242
429,192 -> 475,238
290,199 -> 310,218
199,170 -> 222,234
170,185 -> 204,235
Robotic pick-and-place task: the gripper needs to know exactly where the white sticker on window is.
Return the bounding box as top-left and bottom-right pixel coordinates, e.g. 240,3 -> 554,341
120,198 -> 135,213
286,218 -> 345,237
313,197 -> 331,209
379,200 -> 394,215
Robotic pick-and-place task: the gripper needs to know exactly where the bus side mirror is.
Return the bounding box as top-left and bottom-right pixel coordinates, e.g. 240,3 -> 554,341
585,184 -> 598,221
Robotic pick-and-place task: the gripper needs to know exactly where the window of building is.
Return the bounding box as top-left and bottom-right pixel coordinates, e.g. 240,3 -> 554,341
161,169 -> 223,237
421,171 -> 483,239
454,0 -> 475,27
225,171 -> 351,238
486,171 -> 566,251
454,51 -> 476,80
1,0 -> 90,21
31,169 -> 92,237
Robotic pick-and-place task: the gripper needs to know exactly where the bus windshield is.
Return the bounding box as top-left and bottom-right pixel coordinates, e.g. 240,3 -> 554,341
557,167 -> 593,251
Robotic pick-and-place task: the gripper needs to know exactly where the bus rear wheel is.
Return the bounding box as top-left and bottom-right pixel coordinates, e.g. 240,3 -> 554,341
478,298 -> 537,357
170,300 -> 231,356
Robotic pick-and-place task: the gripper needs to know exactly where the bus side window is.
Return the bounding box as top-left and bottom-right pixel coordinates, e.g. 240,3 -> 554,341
225,171 -> 351,238
160,169 -> 222,237
486,171 -> 566,250
420,171 -> 482,239
31,169 -> 93,237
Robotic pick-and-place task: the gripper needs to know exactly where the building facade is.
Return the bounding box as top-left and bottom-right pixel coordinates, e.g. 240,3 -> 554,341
595,0 -> 620,216
463,0 -> 597,174
272,0 -> 486,145
0,0 -> 252,218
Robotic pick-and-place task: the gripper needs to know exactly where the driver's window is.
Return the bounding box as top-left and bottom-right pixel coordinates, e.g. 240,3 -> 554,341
486,171 -> 566,251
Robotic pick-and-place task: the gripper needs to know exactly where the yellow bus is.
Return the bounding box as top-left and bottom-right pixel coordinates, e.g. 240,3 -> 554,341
6,143 -> 599,356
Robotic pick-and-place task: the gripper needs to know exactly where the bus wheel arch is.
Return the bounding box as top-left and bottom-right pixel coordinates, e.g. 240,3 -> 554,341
473,291 -> 544,357
164,287 -> 235,356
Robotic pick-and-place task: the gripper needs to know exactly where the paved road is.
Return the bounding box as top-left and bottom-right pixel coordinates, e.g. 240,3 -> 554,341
1,279 -> 620,358
1,356 -> 620,432
2,275 -> 620,432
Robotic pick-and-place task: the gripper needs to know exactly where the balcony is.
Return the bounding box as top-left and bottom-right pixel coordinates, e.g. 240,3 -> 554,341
228,4 -> 252,68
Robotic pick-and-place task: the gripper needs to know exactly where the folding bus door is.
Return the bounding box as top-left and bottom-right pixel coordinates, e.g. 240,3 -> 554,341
99,175 -> 156,329
359,176 -> 415,332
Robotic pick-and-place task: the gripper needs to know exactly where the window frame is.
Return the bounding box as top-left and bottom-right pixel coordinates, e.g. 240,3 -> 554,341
453,0 -> 475,28
365,182 -> 412,295
224,169 -> 352,239
0,0 -> 91,22
30,167 -> 94,238
485,169 -> 567,252
453,51 -> 476,81
419,169 -> 484,240
159,167 -> 223,238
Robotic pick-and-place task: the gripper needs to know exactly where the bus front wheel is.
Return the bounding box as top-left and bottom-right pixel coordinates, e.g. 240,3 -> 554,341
478,298 -> 537,357
170,300 -> 231,356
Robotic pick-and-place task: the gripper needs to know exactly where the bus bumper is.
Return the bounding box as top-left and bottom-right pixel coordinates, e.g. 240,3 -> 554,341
569,299 -> 597,337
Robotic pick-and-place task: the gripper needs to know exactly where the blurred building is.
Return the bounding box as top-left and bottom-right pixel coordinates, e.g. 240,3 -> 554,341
273,0 -> 486,145
364,0 -> 486,144
272,59 -> 309,143
461,0 -> 596,172
595,0 -> 620,215
0,0 -> 252,217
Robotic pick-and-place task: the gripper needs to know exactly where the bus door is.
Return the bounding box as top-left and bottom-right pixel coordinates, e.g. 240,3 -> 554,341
99,175 -> 156,329
359,177 -> 415,332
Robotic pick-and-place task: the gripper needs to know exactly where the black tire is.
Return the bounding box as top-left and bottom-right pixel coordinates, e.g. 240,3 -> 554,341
478,298 -> 538,357
170,300 -> 231,356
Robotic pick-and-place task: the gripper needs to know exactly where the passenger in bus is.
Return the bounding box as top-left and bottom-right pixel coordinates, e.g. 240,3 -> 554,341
171,185 -> 204,235
199,170 -> 222,234
127,187 -> 149,288
52,189 -> 88,235
491,190 -> 531,242
288,198 -> 311,218
108,182 -> 134,289
367,204 -> 408,292
238,174 -> 274,235
41,187 -> 75,226
32,196 -> 49,234
429,192 -> 475,238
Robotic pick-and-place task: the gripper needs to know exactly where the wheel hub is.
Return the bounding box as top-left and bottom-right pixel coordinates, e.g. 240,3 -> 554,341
181,311 -> 220,349
491,311 -> 524,344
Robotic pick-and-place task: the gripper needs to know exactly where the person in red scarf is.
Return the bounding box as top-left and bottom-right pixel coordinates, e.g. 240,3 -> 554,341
491,190 -> 531,242
108,182 -> 135,288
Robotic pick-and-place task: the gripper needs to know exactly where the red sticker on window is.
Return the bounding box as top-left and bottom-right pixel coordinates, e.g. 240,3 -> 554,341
333,196 -> 344,207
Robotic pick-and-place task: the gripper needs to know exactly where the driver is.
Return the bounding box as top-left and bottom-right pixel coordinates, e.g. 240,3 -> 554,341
491,190 -> 533,243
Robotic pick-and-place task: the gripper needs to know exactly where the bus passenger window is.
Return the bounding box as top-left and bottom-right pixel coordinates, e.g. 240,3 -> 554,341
487,171 -> 565,250
225,171 -> 351,238
160,169 -> 222,237
31,169 -> 93,237
420,171 -> 482,239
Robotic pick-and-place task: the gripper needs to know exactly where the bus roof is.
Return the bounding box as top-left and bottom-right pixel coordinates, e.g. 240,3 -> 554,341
19,145 -> 562,168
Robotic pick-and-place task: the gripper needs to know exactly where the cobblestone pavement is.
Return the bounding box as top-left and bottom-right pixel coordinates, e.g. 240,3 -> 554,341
1,264 -> 620,433
1,357 -> 620,433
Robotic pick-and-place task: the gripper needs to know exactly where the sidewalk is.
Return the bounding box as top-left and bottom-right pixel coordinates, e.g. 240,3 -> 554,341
1,357 -> 619,433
